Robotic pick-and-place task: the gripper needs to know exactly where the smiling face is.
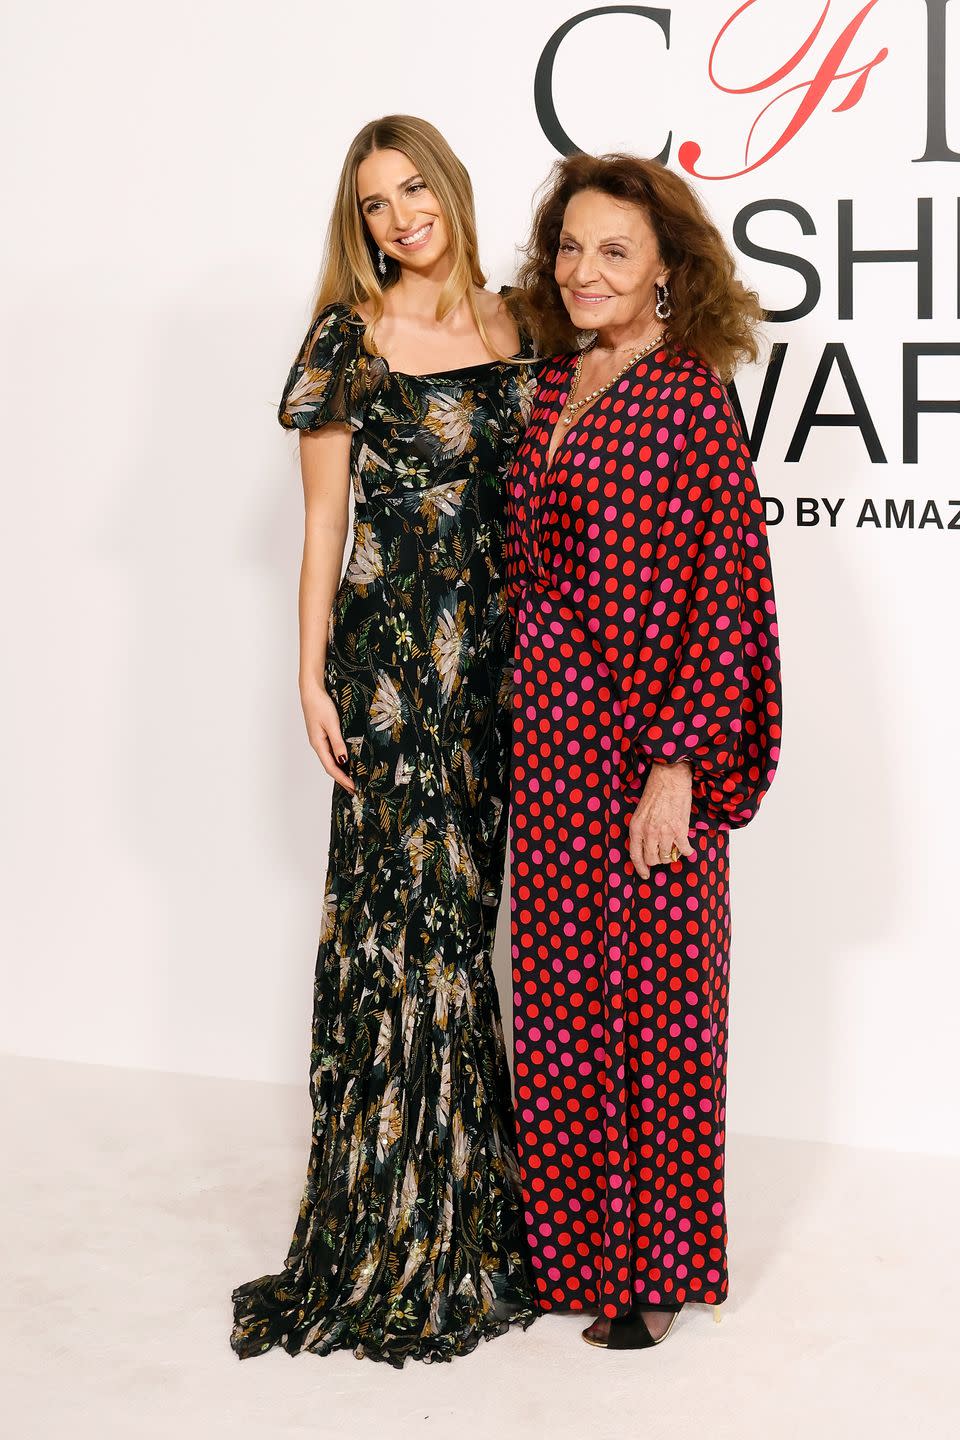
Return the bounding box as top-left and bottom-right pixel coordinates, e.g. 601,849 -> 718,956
555,187 -> 669,340
356,146 -> 449,274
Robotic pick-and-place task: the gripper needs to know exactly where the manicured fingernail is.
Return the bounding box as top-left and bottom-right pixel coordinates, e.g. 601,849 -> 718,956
338,754 -> 347,764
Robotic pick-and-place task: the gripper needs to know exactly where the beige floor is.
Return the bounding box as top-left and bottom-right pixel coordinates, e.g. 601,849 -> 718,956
2,1054 -> 957,1440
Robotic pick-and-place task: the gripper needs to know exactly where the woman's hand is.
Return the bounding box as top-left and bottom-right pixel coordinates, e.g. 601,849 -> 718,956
300,679 -> 355,794
628,761 -> 695,879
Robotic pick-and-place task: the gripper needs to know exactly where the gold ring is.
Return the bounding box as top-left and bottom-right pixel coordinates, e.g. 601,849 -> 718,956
669,844 -> 681,863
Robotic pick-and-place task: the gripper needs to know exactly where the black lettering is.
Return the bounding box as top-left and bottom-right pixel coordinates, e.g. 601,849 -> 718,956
797,497 -> 820,526
857,499 -> 882,528
764,495 -> 785,526
726,342 -> 787,459
535,7 -> 672,159
949,500 -> 960,529
885,497 -> 915,529
733,202 -> 821,323
919,499 -> 944,528
903,343 -> 960,463
838,198 -> 934,320
914,0 -> 960,162
822,497 -> 845,527
786,344 -> 887,463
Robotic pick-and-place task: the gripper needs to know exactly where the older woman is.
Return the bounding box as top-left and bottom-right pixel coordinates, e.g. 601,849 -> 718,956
506,154 -> 782,1350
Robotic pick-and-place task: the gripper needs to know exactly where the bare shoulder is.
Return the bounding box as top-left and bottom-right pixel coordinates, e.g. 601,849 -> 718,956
476,287 -> 521,355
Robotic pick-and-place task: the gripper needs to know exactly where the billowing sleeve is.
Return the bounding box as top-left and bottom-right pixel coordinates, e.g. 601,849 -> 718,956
277,304 -> 366,432
608,368 -> 782,829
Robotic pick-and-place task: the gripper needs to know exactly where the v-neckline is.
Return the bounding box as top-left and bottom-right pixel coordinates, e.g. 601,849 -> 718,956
545,355 -> 581,472
543,348 -> 667,473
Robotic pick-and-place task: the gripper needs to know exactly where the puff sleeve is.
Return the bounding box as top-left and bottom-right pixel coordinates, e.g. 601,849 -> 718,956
277,304 -> 367,432
624,372 -> 782,828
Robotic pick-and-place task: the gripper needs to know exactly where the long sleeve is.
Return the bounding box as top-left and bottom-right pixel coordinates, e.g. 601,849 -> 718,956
583,362 -> 782,828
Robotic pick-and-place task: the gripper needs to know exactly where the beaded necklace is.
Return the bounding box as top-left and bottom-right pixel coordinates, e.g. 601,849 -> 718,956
561,330 -> 665,424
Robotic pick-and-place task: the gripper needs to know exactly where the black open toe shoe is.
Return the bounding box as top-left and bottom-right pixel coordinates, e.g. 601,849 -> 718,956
582,1301 -> 684,1350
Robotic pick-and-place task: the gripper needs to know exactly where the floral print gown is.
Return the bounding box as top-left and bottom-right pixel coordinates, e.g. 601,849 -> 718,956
230,304 -> 539,1366
506,347 -> 782,1319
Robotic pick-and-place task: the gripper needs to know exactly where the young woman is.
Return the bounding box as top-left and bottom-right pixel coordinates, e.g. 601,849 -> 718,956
230,116 -> 539,1368
506,154 -> 782,1350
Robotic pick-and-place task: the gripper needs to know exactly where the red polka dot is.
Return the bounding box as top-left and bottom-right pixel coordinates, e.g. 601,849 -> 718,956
504,348 -> 781,1315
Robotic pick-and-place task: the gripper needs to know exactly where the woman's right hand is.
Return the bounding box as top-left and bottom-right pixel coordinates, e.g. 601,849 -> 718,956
300,679 -> 355,793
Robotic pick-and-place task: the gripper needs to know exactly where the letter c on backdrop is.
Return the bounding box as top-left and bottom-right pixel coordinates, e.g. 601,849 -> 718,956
535,5 -> 673,159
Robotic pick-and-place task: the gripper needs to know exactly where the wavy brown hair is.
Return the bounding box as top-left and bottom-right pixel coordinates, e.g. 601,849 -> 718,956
512,153 -> 763,380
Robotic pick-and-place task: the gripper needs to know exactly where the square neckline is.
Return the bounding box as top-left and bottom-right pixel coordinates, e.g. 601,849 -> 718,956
340,302 -> 530,382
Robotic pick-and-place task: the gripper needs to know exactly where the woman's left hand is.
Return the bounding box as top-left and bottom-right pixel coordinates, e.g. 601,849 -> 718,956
628,761 -> 696,879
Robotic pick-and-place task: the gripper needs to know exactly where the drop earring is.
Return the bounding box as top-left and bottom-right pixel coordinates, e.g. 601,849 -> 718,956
377,248 -> 387,279
655,282 -> 672,321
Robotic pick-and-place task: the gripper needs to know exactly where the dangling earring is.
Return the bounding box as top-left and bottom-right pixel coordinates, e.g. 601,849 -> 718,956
377,248 -> 387,279
576,329 -> 597,350
655,282 -> 672,321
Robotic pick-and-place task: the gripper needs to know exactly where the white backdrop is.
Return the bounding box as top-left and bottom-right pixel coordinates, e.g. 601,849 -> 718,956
2,0 -> 958,1155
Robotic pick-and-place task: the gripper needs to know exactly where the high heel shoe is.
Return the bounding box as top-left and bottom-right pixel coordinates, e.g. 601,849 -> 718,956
581,1301 -> 684,1351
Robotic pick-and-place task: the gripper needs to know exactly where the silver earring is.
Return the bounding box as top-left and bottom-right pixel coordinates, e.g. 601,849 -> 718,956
576,328 -> 597,350
655,282 -> 672,321
377,248 -> 387,279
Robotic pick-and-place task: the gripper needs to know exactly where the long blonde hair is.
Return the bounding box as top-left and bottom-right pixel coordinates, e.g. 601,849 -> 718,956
313,115 -> 500,358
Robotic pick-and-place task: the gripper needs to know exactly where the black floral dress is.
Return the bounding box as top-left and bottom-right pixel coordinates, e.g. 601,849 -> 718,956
230,304 -> 540,1366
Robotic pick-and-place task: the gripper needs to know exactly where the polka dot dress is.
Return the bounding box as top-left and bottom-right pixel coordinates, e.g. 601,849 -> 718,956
505,348 -> 782,1318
